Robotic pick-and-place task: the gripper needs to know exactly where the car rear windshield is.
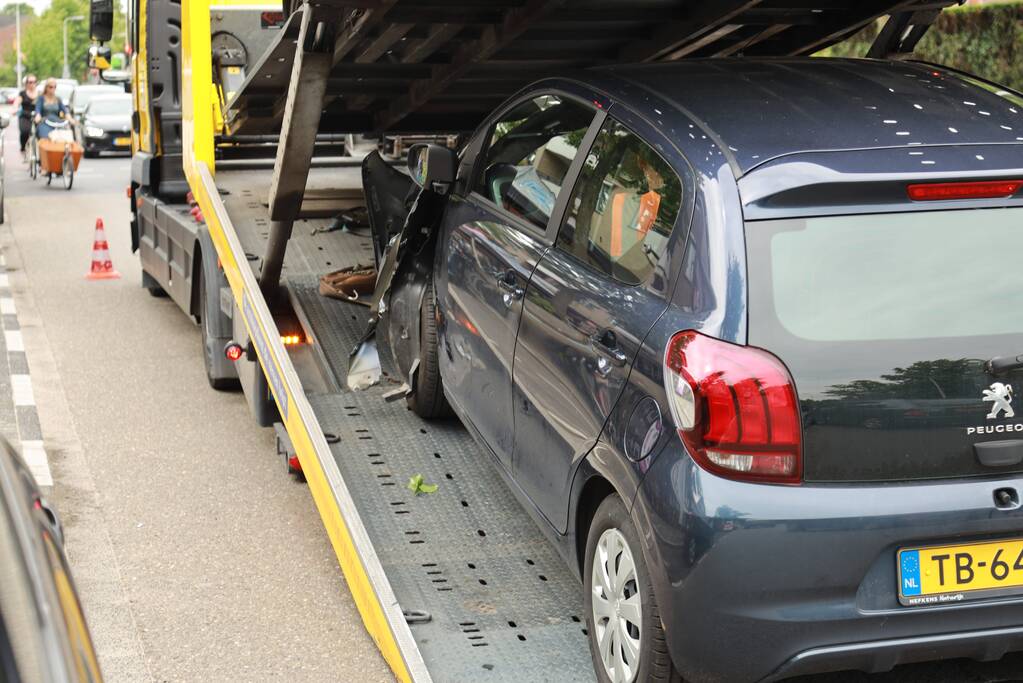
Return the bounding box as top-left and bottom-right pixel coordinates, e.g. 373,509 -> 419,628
76,87 -> 121,107
745,208 -> 1023,342
89,98 -> 130,116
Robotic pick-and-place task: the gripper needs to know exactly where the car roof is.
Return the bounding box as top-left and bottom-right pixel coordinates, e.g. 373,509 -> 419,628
597,58 -> 1023,175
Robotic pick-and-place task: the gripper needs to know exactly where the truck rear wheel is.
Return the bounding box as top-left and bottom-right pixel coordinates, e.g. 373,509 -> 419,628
142,270 -> 168,297
406,279 -> 451,419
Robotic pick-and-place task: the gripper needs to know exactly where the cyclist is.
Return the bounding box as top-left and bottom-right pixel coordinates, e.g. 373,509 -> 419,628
13,74 -> 39,160
33,78 -> 74,139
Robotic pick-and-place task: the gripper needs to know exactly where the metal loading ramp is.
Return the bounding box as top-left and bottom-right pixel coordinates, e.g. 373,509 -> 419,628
225,0 -> 960,136
214,168 -> 593,680
301,296 -> 594,682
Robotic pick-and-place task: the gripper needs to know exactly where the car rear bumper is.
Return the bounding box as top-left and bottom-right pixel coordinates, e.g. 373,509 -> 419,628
764,624 -> 1023,681
632,446 -> 1023,682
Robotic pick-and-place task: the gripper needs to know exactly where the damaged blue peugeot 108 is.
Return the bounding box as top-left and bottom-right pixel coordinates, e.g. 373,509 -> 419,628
393,58 -> 1023,682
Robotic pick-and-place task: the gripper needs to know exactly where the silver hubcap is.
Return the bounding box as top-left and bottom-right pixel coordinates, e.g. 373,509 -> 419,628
591,528 -> 642,683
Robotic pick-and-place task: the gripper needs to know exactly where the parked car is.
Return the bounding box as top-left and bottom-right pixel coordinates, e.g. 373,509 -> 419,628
80,93 -> 133,157
0,87 -> 19,105
0,436 -> 103,682
371,58 -> 1023,682
69,83 -> 123,118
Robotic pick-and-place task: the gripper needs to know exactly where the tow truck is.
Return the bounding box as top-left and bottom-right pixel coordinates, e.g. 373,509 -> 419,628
87,1 -> 961,679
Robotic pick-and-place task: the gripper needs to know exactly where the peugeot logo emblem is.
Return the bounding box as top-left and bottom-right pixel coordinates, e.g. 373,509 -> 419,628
983,382 -> 1015,420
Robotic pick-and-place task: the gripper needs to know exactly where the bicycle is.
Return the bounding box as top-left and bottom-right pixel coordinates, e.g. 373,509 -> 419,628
32,119 -> 81,191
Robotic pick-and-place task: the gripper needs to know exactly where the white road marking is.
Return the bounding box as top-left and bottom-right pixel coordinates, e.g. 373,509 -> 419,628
5,330 -> 23,351
11,374 -> 34,406
20,440 -> 51,486
0,297 -> 14,314
0,273 -> 8,288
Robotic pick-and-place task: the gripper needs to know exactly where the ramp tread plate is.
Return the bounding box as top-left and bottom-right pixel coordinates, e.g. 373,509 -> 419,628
294,286 -> 592,682
216,167 -> 374,281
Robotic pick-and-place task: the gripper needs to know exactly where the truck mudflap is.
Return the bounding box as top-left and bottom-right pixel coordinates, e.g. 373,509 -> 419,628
187,162 -> 431,683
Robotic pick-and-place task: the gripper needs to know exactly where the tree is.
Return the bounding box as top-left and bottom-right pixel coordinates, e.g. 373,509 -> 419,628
0,3 -> 36,19
0,0 -> 127,86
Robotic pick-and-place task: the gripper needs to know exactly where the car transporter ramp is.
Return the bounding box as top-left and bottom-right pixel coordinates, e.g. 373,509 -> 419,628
208,165 -> 595,680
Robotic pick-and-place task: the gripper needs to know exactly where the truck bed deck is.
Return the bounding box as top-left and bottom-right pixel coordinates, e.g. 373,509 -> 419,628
216,167 -> 593,681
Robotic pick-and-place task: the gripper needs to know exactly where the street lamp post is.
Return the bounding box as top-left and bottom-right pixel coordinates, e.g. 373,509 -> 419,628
14,3 -> 21,87
62,15 -> 86,80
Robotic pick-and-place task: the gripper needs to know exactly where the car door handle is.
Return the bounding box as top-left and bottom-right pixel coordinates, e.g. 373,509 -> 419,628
590,330 -> 628,367
497,271 -> 524,302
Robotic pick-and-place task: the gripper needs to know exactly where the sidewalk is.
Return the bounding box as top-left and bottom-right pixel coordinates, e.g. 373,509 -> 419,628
0,238 -> 50,486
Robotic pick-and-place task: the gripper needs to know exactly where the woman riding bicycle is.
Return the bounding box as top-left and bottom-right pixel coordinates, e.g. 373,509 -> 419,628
13,74 -> 39,160
33,78 -> 74,139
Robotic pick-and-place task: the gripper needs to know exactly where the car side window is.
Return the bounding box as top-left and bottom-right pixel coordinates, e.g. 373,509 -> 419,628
473,94 -> 594,231
555,118 -> 682,286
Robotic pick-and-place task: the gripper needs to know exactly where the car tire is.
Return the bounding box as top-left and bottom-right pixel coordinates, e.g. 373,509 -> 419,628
584,494 -> 681,683
406,278 -> 452,419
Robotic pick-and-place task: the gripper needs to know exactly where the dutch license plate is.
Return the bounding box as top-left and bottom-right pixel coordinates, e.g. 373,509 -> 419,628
114,136 -> 130,146
899,538 -> 1023,606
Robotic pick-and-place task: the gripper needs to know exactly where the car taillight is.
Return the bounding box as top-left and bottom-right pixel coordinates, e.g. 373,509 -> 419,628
907,180 -> 1023,201
663,331 -> 802,484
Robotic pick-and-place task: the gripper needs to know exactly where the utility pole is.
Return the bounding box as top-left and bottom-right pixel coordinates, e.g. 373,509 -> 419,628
15,2 -> 22,87
62,15 -> 85,79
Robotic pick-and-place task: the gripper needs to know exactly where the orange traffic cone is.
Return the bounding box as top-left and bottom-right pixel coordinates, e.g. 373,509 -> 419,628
85,218 -> 121,280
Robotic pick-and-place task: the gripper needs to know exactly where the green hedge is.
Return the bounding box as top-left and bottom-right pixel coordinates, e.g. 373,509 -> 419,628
819,2 -> 1023,91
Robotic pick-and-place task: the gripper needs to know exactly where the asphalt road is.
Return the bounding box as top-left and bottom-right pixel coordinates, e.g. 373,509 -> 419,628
3,121 -> 1023,683
1,123 -> 391,681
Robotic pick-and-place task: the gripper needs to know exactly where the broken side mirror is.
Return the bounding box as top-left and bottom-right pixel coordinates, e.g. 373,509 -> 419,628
90,0 -> 114,43
407,143 -> 456,195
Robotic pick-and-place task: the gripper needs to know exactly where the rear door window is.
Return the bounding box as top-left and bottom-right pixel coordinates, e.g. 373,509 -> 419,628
554,118 -> 682,285
758,208 -> 1023,341
473,95 -> 594,231
746,207 -> 1023,482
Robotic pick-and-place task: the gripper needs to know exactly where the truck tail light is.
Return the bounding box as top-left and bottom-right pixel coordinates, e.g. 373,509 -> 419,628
224,342 -> 244,361
663,331 -> 802,484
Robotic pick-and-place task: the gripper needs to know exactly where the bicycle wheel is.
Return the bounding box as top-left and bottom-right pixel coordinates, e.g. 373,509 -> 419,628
28,140 -> 37,180
62,153 -> 73,190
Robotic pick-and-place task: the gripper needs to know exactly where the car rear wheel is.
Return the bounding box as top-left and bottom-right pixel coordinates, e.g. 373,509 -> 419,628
406,278 -> 451,419
585,494 -> 680,683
